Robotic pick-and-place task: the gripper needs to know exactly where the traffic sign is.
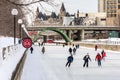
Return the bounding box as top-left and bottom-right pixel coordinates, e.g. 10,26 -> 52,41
22,37 -> 32,48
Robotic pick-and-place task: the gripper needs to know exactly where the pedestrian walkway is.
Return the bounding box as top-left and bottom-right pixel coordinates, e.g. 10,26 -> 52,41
21,45 -> 120,80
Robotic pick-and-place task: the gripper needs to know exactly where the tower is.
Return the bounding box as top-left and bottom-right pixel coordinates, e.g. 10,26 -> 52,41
59,3 -> 66,20
35,7 -> 39,19
77,9 -> 79,18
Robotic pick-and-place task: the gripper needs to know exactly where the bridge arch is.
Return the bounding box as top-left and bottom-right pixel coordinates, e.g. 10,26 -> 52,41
33,28 -> 71,43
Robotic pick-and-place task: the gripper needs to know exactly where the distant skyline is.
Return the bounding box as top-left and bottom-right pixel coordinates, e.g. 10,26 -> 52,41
38,0 -> 98,15
61,0 -> 98,14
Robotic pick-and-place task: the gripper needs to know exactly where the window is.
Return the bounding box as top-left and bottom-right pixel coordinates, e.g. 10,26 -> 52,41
107,14 -> 111,17
118,5 -> 120,9
107,14 -> 116,17
101,18 -> 106,21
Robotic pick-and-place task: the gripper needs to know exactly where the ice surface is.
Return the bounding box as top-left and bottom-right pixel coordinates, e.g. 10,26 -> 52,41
21,45 -> 120,80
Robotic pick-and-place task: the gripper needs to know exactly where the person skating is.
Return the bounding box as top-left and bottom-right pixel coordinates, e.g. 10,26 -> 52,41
63,44 -> 65,47
65,54 -> 74,67
95,45 -> 98,51
73,47 -> 76,55
41,46 -> 45,54
30,47 -> 33,54
83,53 -> 91,67
101,50 -> 106,60
38,42 -> 40,47
95,53 -> 102,66
68,47 -> 72,54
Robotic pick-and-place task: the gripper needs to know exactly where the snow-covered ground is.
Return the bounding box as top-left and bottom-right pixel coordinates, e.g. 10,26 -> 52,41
0,36 -> 19,65
0,36 -> 120,80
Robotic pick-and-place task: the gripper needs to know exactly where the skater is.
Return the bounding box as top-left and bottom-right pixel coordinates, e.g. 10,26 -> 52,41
73,47 -> 76,55
38,42 -> 40,47
30,47 -> 33,54
95,53 -> 102,66
77,44 -> 80,48
41,46 -> 45,54
41,42 -> 44,46
72,44 -> 74,47
68,47 -> 72,54
101,50 -> 106,60
83,53 -> 91,67
63,44 -> 65,47
75,44 -> 79,49
65,54 -> 74,67
95,45 -> 98,51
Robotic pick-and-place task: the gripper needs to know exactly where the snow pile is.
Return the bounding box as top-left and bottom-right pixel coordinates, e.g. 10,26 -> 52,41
0,36 -> 19,64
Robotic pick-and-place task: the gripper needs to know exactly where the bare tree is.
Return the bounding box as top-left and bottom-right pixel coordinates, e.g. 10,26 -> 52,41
0,0 -> 61,36
6,0 -> 60,25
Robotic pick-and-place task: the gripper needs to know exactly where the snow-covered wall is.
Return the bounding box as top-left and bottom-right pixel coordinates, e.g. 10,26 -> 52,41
0,37 -> 26,80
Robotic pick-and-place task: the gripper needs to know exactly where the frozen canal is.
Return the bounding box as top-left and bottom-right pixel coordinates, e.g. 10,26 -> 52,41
21,44 -> 120,80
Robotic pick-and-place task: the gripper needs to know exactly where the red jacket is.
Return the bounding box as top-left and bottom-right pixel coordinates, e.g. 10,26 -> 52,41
102,52 -> 106,57
95,54 -> 102,61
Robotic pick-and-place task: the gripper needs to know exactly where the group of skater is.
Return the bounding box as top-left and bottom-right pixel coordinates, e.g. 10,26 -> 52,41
66,44 -> 106,67
30,45 -> 45,54
66,44 -> 80,67
30,43 -> 106,68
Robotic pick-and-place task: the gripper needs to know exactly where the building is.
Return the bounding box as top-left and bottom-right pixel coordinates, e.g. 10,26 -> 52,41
98,0 -> 120,37
74,12 -> 106,26
98,0 -> 106,12
106,0 -> 118,26
58,2 -> 67,24
33,2 -> 68,26
98,0 -> 120,26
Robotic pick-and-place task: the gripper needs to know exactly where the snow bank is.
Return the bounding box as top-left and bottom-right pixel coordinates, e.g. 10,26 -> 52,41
0,36 -> 26,80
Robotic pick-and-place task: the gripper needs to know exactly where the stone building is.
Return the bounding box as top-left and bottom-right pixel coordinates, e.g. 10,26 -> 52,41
33,2 -> 68,26
98,0 -> 120,26
74,12 -> 106,26
59,3 -> 66,20
98,0 -> 107,12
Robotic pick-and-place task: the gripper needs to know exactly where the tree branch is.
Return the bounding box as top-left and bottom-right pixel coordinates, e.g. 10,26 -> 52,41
6,0 -> 45,6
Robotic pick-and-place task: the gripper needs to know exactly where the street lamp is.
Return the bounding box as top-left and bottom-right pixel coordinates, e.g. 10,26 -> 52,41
18,19 -> 23,43
21,24 -> 25,38
11,8 -> 18,45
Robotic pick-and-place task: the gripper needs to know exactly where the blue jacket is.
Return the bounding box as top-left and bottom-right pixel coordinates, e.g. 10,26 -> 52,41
67,56 -> 73,62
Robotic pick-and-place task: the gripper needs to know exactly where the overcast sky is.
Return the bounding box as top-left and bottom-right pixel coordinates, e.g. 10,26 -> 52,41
61,0 -> 98,13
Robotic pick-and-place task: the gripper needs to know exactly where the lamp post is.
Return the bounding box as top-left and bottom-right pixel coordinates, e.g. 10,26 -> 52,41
11,9 -> 18,45
18,19 -> 23,43
21,24 -> 25,38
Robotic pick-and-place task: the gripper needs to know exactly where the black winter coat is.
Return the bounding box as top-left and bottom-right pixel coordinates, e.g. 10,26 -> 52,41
83,55 -> 91,62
